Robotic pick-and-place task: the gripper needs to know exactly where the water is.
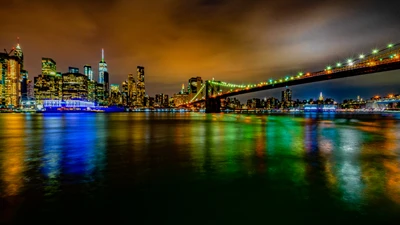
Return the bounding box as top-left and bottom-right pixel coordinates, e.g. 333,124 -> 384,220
0,113 -> 400,224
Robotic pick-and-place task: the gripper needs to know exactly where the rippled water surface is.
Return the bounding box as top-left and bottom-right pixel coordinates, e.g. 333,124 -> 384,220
1,113 -> 400,224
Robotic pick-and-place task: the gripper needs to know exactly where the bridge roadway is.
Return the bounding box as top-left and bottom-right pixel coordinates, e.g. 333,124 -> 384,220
195,59 -> 400,113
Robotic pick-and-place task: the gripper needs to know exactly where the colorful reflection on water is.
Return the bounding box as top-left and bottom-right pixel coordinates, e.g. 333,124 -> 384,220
0,113 -> 400,224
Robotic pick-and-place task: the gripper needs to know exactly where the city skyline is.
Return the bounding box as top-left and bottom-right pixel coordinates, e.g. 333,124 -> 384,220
1,0 -> 400,99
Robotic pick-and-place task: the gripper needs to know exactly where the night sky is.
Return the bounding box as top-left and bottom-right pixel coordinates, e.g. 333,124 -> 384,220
1,0 -> 400,101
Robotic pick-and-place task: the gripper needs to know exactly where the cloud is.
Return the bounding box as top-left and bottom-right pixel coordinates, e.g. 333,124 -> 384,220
1,0 -> 400,97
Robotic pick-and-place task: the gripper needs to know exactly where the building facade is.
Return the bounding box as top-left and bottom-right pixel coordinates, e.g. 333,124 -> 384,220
41,58 -> 57,76
0,54 -> 22,107
84,65 -> 93,81
62,73 -> 88,101
98,49 -> 107,84
68,67 -> 79,73
188,76 -> 203,101
136,66 -> 145,106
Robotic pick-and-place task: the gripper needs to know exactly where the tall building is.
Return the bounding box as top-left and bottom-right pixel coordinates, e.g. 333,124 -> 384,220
127,73 -> 136,106
34,57 -> 61,103
62,73 -> 88,101
14,38 -> 23,68
98,48 -> 107,84
281,88 -> 292,102
68,67 -> 79,73
188,77 -> 203,100
21,70 -> 29,101
84,65 -> 93,81
319,92 -> 324,101
41,58 -> 57,76
0,53 -> 22,107
136,66 -> 145,106
155,93 -> 168,107
110,84 -> 121,105
88,80 -> 96,102
104,71 -> 110,99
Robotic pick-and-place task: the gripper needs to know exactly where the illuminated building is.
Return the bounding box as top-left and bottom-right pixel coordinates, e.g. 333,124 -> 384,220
95,83 -> 105,105
173,93 -> 189,106
110,84 -> 121,105
155,93 -> 169,107
136,66 -> 145,106
121,81 -> 128,106
21,70 -> 29,101
14,38 -> 23,67
62,73 -> 88,101
34,57 -> 62,103
281,88 -> 292,102
98,48 -> 107,84
41,58 -> 57,76
188,77 -> 203,100
84,65 -> 93,81
104,71 -> 110,99
88,80 -> 96,102
0,53 -> 22,107
319,92 -> 324,101
68,67 -> 79,73
127,73 -> 137,106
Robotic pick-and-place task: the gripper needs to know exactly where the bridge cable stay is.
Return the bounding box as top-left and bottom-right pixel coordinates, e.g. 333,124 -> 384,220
189,84 -> 206,102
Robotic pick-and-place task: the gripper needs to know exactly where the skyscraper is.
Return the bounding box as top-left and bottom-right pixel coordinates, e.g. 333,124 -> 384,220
68,67 -> 79,73
98,48 -> 107,84
34,57 -> 61,103
41,58 -> 57,76
281,88 -> 292,102
136,66 -> 145,106
84,65 -> 93,81
104,71 -> 110,99
0,53 -> 22,107
188,77 -> 203,100
127,73 -> 136,106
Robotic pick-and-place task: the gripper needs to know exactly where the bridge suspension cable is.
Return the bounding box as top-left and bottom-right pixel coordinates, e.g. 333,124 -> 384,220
189,83 -> 205,102
204,41 -> 400,95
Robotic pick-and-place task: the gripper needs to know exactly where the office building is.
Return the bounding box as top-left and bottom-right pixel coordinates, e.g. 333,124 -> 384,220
34,75 -> 62,103
98,48 -> 107,84
88,80 -> 96,102
188,76 -> 203,100
281,88 -> 292,102
0,53 -> 22,107
136,66 -> 145,106
155,93 -> 169,107
110,84 -> 121,105
173,93 -> 189,106
104,71 -> 110,99
95,83 -> 105,105
21,70 -> 29,101
68,67 -> 79,73
84,65 -> 93,81
62,73 -> 88,101
41,58 -> 57,76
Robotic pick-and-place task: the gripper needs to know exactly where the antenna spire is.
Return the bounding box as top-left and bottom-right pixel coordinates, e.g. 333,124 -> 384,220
102,48 -> 104,61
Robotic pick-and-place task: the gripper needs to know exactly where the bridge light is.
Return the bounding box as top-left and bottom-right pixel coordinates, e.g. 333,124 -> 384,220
359,54 -> 365,59
388,43 -> 394,48
336,63 -> 342,67
298,72 -> 303,76
326,66 -> 332,70
372,49 -> 379,54
347,59 -> 352,63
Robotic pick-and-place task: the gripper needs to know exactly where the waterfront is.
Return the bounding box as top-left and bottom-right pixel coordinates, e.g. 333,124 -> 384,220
1,113 -> 400,224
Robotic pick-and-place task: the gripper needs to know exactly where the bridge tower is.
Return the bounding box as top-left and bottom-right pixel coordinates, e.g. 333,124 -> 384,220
205,81 -> 221,113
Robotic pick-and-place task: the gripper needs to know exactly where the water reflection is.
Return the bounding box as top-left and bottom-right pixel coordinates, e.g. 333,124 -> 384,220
0,113 -> 400,223
0,115 -> 26,197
